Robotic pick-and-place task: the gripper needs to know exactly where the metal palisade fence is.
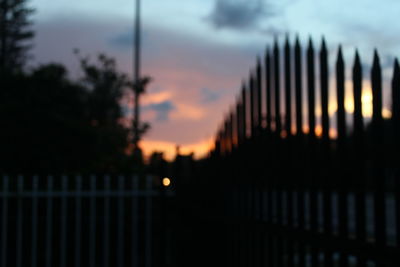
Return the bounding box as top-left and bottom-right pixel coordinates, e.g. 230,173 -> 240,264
207,37 -> 400,267
0,174 -> 174,267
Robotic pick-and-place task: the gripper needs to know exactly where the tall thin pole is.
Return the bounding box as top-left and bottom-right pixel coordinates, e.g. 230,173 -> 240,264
134,0 -> 141,82
133,0 -> 141,149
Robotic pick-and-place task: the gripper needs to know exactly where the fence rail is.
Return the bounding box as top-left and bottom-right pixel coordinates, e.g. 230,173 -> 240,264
207,36 -> 400,267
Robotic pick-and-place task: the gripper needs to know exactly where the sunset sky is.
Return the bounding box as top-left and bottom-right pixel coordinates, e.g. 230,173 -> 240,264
30,0 -> 400,160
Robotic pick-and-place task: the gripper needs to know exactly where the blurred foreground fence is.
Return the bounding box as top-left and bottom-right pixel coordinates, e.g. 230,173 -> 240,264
0,175 -> 175,267
196,37 -> 400,267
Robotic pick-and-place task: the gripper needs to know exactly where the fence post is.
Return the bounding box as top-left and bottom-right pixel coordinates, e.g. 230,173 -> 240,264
236,98 -> 242,146
256,58 -> 263,133
224,118 -> 231,154
104,175 -> 111,267
60,175 -> 68,267
16,175 -> 23,267
320,38 -> 333,267
295,36 -> 303,137
306,37 -> 319,267
89,175 -> 97,267
241,85 -> 247,142
226,114 -> 230,152
1,176 -> 9,267
371,50 -> 387,250
229,112 -> 235,150
292,37 -> 305,267
392,60 -> 400,248
352,51 -> 367,266
293,36 -> 305,267
336,46 -> 349,267
250,74 -> 256,137
274,38 -> 285,267
145,175 -> 153,267
284,36 -> 292,137
274,39 -> 282,135
132,175 -> 140,267
46,176 -> 54,267
74,175 -> 82,267
320,38 -> 330,144
285,36 -> 295,267
221,122 -> 225,155
31,175 -> 39,267
307,37 -> 316,136
265,48 -> 272,133
117,175 -> 126,267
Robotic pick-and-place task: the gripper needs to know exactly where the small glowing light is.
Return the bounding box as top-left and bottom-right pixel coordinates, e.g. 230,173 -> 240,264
162,177 -> 171,187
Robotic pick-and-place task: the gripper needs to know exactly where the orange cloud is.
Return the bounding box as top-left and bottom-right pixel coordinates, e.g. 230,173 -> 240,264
171,103 -> 206,120
142,91 -> 173,106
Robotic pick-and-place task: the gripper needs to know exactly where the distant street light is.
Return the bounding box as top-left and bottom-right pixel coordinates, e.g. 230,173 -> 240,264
162,177 -> 171,187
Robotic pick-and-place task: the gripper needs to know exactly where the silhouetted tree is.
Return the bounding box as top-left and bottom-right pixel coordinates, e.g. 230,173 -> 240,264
0,0 -> 147,174
77,52 -> 132,172
0,64 -> 90,173
0,54 -> 135,174
0,0 -> 34,73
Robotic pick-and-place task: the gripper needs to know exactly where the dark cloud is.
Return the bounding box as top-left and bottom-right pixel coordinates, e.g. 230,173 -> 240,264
110,33 -> 132,48
144,100 -> 175,122
259,25 -> 284,37
207,0 -> 273,31
201,88 -> 223,103
107,24 -> 257,82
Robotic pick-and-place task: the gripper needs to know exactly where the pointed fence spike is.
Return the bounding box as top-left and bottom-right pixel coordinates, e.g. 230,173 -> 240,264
265,45 -> 272,132
391,57 -> 400,247
266,46 -> 271,57
249,74 -> 256,136
294,37 -> 303,136
336,45 -> 346,140
354,49 -> 361,64
308,36 -> 313,48
392,58 -> 400,121
284,35 -> 292,136
256,57 -> 263,131
274,38 -> 282,134
307,36 -> 316,138
392,57 -> 400,168
372,49 -> 381,69
319,36 -> 330,142
257,56 -> 262,69
285,35 -> 290,47
337,45 -> 343,60
371,49 -> 383,123
370,46 -> 386,247
295,35 -> 301,47
321,36 -> 327,48
274,38 -> 279,51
